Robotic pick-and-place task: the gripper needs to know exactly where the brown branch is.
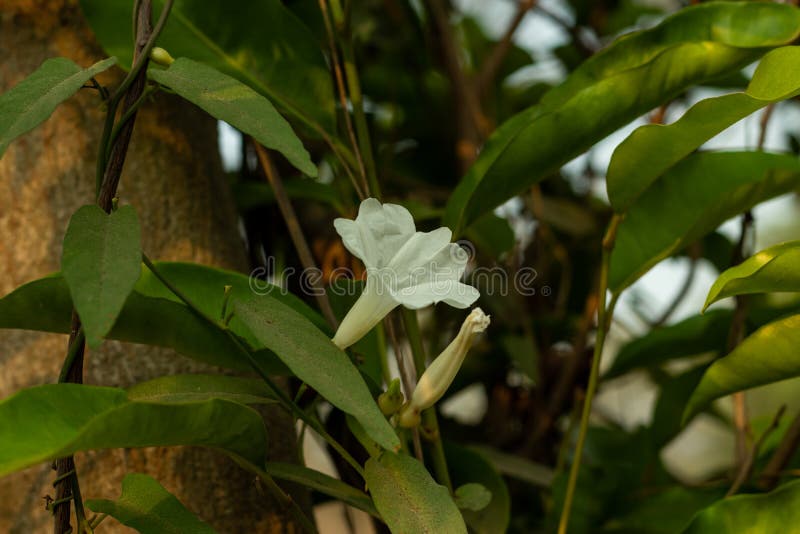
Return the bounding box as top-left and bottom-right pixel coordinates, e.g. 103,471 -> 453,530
55,3 -> 163,532
253,142 -> 339,329
475,0 -> 536,98
426,0 -> 486,171
318,0 -> 369,199
760,411 -> 800,490
728,405 -> 785,496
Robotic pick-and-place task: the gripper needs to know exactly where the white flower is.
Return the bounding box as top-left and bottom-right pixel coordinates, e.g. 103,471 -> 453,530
331,198 -> 479,349
399,308 -> 490,427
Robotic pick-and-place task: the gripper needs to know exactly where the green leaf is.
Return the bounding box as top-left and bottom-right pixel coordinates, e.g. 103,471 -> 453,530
464,213 -> 515,259
149,58 -> 315,176
365,452 -> 467,534
126,374 -> 276,405
704,241 -> 800,310
86,473 -> 217,534
611,486 -> 724,534
0,262 -> 329,374
233,297 -> 400,451
454,483 -> 491,512
467,445 -> 554,488
0,57 -> 116,157
609,151 -> 800,293
446,443 -> 510,534
682,479 -> 800,533
0,384 -> 266,477
79,0 -> 334,133
443,2 -> 800,233
608,46 -> 800,212
684,313 -> 800,421
264,462 -> 377,517
61,205 -> 142,348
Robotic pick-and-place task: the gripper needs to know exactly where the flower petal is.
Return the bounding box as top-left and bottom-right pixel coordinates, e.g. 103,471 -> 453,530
386,227 -> 452,282
393,280 -> 479,309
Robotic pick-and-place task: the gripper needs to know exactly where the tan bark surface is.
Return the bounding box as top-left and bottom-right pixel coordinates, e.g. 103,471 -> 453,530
0,1 -> 304,532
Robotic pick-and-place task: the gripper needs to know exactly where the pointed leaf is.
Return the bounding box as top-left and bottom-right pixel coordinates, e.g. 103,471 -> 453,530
0,260 -> 335,374
609,152 -> 800,293
233,297 -> 400,451
86,473 -> 218,534
149,58 -> 315,176
365,452 -> 466,534
704,241 -> 800,309
61,205 -> 142,347
685,314 -> 800,421
0,57 -> 116,157
454,484 -> 492,512
126,374 -> 276,405
443,2 -> 800,233
608,46 -> 800,212
682,480 -> 800,533
0,384 -> 267,477
79,0 -> 334,133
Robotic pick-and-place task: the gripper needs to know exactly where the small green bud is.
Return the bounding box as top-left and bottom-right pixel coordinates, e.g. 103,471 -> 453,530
378,378 -> 404,416
397,403 -> 421,428
150,47 -> 175,66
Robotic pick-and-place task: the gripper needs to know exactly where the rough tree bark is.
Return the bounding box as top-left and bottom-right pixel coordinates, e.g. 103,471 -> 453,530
0,1 -> 306,532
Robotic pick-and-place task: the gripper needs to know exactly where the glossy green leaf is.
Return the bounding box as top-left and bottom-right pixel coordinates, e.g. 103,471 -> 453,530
0,57 -> 116,157
233,297 -> 400,451
61,205 -> 142,348
611,486 -> 724,534
682,479 -> 800,533
149,58 -> 315,176
684,313 -> 800,421
0,261 -> 328,374
86,473 -> 217,534
126,374 -> 276,405
467,445 -> 554,488
446,443 -> 510,534
79,0 -> 334,132
464,213 -> 515,259
443,2 -> 800,233
608,46 -> 800,212
365,452 -> 466,534
0,384 -> 266,477
704,241 -> 800,309
609,152 -> 800,293
264,462 -> 377,516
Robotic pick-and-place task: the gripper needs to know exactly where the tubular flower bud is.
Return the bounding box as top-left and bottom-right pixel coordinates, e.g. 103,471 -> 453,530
331,198 -> 479,349
150,47 -> 175,66
398,308 -> 490,427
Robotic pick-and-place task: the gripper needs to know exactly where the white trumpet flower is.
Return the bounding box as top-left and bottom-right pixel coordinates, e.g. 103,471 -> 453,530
331,198 -> 479,349
399,307 -> 490,427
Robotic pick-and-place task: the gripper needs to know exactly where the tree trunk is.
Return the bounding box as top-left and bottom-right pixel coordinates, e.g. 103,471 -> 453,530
0,1 -> 306,532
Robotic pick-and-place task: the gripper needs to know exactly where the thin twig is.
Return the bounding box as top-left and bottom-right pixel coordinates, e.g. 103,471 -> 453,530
384,315 -> 424,462
728,405 -> 785,496
252,142 -> 339,329
475,0 -> 535,97
318,0 -> 369,198
426,0 -> 486,171
327,0 -> 381,198
651,253 -> 698,327
558,215 -> 621,534
760,411 -> 800,490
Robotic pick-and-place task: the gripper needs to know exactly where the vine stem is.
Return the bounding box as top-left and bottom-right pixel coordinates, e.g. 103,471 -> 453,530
401,308 -> 453,492
252,142 -> 338,329
557,214 -> 621,534
140,254 -> 364,479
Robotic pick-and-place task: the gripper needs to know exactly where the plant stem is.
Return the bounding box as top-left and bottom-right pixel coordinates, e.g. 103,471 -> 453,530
557,215 -> 621,534
401,308 -> 453,492
140,254 -> 365,478
327,0 -> 381,198
252,142 -> 338,329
